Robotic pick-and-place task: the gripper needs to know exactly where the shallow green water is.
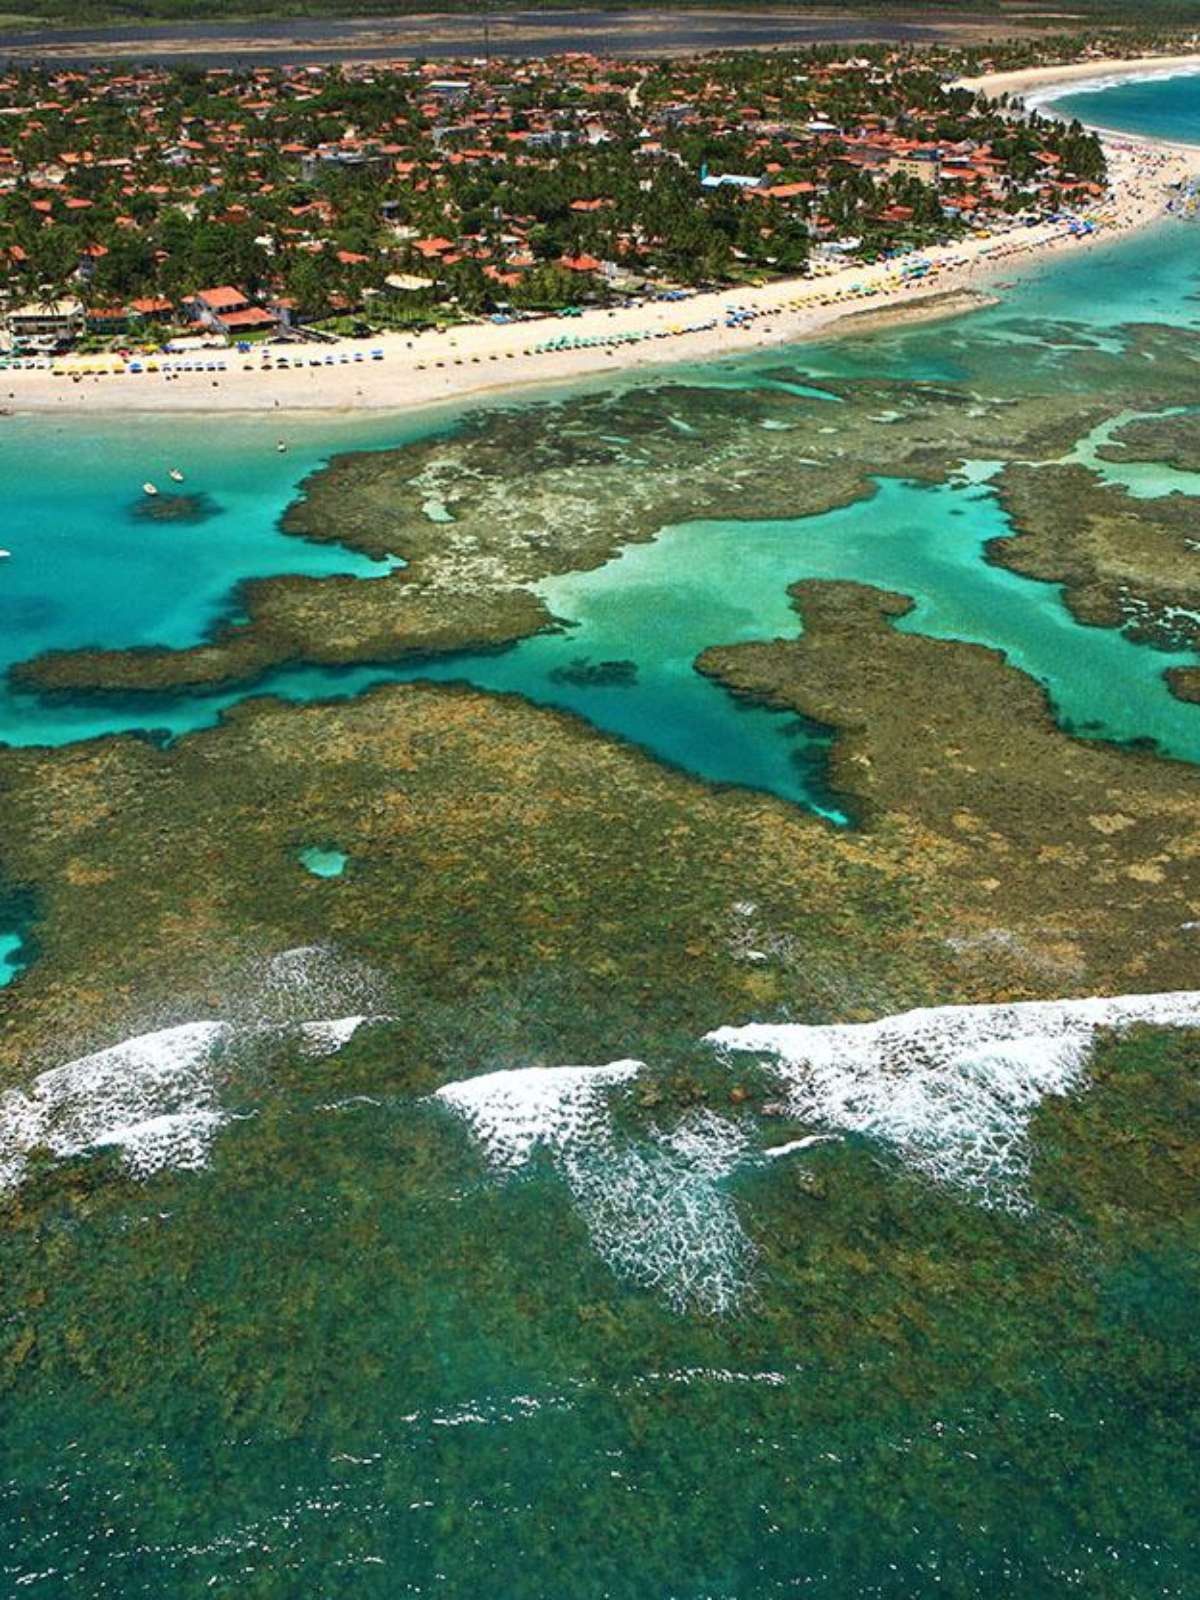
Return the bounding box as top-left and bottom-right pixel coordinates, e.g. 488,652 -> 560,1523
298,844 -> 349,878
0,933 -> 23,986
388,472 -> 1199,795
4,71 -> 1200,1600
2,1020 -> 1198,1598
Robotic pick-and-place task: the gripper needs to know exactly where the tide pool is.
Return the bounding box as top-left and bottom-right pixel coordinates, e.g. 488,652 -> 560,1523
380,474 -> 1200,795
0,932 -> 24,986
298,845 -> 349,878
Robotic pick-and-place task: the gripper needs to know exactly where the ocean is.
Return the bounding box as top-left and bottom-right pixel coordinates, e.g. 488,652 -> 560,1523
2,69 -> 1200,1600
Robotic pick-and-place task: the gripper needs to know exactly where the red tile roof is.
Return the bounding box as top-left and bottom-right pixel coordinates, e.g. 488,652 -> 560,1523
217,306 -> 277,328
193,285 -> 248,310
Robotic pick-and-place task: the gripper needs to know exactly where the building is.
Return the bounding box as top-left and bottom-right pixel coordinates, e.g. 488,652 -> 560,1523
700,165 -> 767,192
427,79 -> 471,101
300,143 -> 393,183
213,305 -> 278,337
383,272 -> 435,293
128,296 -> 175,323
85,306 -> 130,334
5,299 -> 84,344
184,286 -> 277,338
887,149 -> 942,185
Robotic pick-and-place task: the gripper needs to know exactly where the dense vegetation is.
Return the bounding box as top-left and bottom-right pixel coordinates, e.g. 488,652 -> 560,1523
0,45 -> 1106,335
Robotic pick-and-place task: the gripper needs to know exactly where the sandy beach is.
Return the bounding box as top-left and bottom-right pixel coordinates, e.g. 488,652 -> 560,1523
957,52 -> 1200,103
3,62 -> 1199,419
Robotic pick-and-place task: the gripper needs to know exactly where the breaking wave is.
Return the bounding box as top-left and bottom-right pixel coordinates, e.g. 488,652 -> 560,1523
569,1109 -> 753,1314
0,946 -> 383,1192
434,1062 -> 641,1170
708,991 -> 1200,1209
435,1072 -> 753,1313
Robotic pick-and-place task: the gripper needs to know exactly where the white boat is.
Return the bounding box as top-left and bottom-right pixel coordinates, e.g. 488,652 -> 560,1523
276,440 -> 287,453
143,482 -> 158,496
0,548 -> 10,559
169,468 -> 184,483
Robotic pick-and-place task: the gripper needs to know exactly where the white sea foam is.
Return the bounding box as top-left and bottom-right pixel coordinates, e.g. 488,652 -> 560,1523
297,1015 -> 371,1056
242,944 -> 388,1024
435,1070 -> 752,1312
89,1109 -> 232,1180
659,1105 -> 749,1174
0,1001 -> 376,1192
708,992 -> 1200,1208
0,1021 -> 226,1191
763,1134 -> 839,1160
434,1061 -> 642,1170
568,1126 -> 752,1315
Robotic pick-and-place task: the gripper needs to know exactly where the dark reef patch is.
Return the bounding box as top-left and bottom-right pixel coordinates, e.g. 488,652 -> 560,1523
548,657 -> 639,688
130,491 -> 222,526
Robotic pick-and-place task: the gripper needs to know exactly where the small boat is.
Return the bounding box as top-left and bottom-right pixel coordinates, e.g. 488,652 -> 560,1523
276,441 -> 287,453
169,468 -> 184,483
143,482 -> 158,496
0,549 -> 10,559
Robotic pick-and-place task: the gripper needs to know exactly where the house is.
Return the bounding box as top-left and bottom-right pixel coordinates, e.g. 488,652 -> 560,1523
427,79 -> 471,101
300,142 -> 392,183
213,305 -> 278,336
184,285 -> 277,337
384,271 -> 434,292
128,296 -> 174,322
184,284 -> 251,324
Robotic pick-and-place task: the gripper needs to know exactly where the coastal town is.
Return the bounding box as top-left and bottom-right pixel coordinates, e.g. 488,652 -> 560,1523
0,44 -> 1110,361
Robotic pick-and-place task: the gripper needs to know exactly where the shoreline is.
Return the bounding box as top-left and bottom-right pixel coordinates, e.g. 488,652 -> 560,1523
4,62 -> 1200,419
957,52 -> 1200,104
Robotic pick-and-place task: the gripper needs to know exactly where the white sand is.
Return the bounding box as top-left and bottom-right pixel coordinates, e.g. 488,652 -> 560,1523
958,51 -> 1200,102
3,75 -> 1198,419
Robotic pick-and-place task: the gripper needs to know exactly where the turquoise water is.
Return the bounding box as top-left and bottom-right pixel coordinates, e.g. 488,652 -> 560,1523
298,844 -> 349,877
1054,67 -> 1200,143
0,411 -> 421,746
4,67 -> 1200,1600
0,932 -> 23,986
0,887 -> 33,987
5,253 -> 1200,798
385,474 -> 1199,789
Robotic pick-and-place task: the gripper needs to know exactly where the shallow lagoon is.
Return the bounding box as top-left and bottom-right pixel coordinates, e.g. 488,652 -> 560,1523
0,410 -> 419,745
5,244 -> 1200,813
386,472 -> 1200,804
